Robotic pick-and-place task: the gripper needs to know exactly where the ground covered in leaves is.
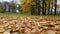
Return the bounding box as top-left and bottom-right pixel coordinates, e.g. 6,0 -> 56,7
0,16 -> 60,34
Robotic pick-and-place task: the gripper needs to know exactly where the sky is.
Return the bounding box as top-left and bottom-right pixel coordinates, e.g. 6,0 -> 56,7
0,0 -> 12,2
0,0 -> 21,4
2,0 -> 12,1
0,0 -> 60,5
57,0 -> 60,5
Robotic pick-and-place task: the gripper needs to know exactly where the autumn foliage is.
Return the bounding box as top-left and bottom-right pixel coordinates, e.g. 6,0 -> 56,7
0,16 -> 60,34
20,0 -> 57,15
21,0 -> 34,13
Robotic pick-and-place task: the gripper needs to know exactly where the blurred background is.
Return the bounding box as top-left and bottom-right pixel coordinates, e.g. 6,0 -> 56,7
0,0 -> 60,15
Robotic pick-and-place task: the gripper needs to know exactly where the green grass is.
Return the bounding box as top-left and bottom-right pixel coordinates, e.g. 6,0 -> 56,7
0,12 -> 60,17
0,13 -> 31,16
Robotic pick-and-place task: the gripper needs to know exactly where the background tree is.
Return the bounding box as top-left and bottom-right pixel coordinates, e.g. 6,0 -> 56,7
20,0 -> 58,15
21,0 -> 34,14
0,3 -> 5,13
54,0 -> 57,15
10,1 -> 16,13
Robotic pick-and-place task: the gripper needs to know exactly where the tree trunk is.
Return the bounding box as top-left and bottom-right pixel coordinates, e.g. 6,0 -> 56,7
42,0 -> 45,15
48,0 -> 50,15
54,0 -> 57,15
51,0 -> 54,15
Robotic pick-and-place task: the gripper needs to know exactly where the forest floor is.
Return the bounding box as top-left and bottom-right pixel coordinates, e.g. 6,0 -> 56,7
0,13 -> 60,34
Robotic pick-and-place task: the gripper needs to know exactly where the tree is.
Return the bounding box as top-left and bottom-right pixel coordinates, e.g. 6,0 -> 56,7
54,0 -> 57,15
0,3 -> 5,13
10,1 -> 16,13
4,2 -> 10,12
20,0 -> 58,15
48,0 -> 50,15
21,0 -> 33,13
34,0 -> 41,15
42,0 -> 45,15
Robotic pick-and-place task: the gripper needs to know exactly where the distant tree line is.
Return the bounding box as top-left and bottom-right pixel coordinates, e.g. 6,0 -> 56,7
0,1 -> 21,13
31,0 -> 57,15
0,0 -> 59,15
